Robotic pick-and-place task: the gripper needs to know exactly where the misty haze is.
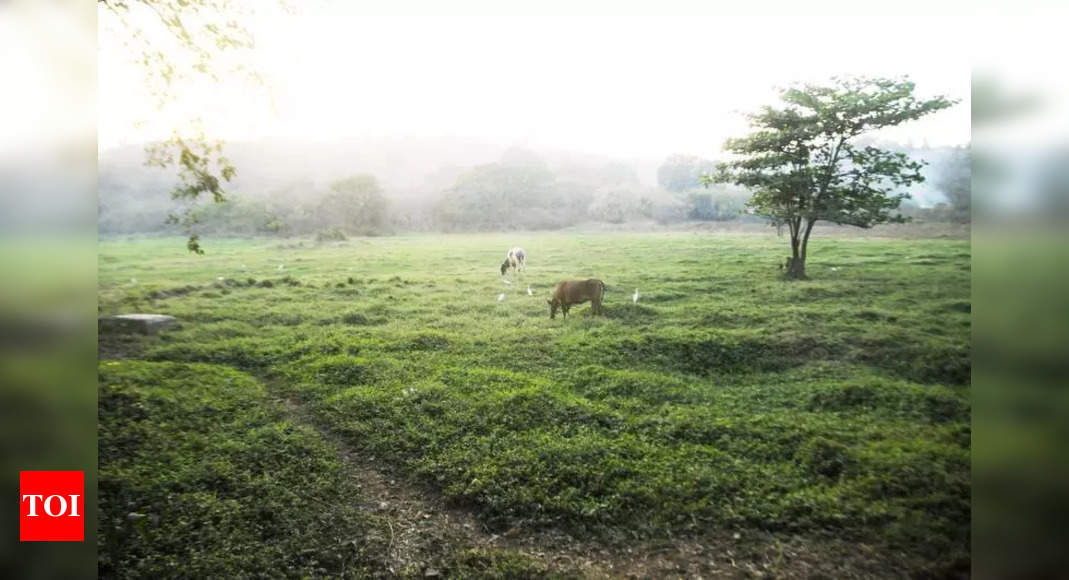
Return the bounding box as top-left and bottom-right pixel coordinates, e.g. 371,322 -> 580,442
98,135 -> 969,238
95,1 -> 972,578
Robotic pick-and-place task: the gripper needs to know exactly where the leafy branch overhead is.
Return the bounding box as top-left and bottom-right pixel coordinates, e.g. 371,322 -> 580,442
704,76 -> 956,278
100,0 -> 274,253
154,130 -> 236,254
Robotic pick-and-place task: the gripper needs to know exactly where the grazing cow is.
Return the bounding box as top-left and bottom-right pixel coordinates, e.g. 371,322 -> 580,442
547,279 -> 605,319
500,247 -> 527,277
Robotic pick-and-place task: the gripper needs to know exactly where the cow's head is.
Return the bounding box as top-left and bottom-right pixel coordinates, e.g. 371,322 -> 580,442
500,260 -> 510,277
547,298 -> 559,319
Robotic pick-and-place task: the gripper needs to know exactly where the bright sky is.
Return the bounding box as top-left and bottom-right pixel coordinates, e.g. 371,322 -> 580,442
98,0 -> 972,160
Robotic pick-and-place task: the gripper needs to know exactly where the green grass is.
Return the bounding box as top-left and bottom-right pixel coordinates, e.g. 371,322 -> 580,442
98,360 -> 383,577
97,360 -> 555,578
99,231 -> 970,576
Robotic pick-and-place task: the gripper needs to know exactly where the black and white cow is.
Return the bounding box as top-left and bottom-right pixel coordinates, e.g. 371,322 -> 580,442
500,247 -> 527,277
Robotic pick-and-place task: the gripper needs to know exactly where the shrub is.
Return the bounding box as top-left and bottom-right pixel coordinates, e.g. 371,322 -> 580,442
314,227 -> 347,242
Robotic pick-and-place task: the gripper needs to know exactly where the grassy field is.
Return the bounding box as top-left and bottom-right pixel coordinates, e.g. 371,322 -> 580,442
98,230 -> 970,577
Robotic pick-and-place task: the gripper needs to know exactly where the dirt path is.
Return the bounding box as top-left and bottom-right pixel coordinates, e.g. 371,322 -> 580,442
270,390 -> 852,579
98,331 -> 892,578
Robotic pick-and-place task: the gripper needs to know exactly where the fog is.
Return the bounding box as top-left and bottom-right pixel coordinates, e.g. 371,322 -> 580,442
97,133 -> 968,237
98,1 -> 970,155
95,0 -> 972,238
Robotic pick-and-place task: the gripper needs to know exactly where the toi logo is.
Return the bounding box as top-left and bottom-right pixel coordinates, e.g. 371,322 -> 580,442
20,471 -> 84,542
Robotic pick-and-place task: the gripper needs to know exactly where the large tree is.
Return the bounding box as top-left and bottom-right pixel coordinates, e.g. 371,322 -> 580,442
319,175 -> 389,235
434,151 -> 571,231
707,77 -> 955,279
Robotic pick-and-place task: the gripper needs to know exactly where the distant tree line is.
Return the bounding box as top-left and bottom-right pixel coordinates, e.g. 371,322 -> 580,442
430,149 -> 719,230
99,173 -> 390,238
98,143 -> 967,239
898,145 -> 971,223
656,154 -> 751,221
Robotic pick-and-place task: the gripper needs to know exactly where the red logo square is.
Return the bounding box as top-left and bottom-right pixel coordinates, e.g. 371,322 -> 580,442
20,471 -> 84,541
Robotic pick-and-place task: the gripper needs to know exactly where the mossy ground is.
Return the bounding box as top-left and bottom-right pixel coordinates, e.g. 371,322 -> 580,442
99,230 -> 970,577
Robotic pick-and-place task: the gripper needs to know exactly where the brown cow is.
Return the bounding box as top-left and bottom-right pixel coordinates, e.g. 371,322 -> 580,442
547,279 -> 605,319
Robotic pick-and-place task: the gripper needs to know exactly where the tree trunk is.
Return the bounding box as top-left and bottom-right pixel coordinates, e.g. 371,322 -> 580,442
784,218 -> 814,280
784,220 -> 806,279
785,255 -> 806,279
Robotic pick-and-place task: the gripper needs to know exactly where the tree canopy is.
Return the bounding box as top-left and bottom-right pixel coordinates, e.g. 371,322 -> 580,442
708,76 -> 956,278
318,175 -> 389,235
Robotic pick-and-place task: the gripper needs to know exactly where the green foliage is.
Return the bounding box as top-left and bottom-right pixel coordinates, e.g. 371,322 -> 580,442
319,175 -> 389,235
99,231 -> 970,576
709,76 -> 957,278
896,144 -> 973,224
657,154 -> 718,193
935,146 -> 971,222
436,153 -> 577,231
315,227 -> 348,242
101,0 -> 264,253
682,187 -> 749,221
432,147 -> 677,230
157,132 -> 240,254
585,187 -> 659,223
189,194 -> 289,237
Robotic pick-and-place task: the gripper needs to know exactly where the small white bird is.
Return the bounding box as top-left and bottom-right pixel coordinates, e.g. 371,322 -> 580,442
278,264 -> 285,271
497,293 -> 505,302
130,277 -> 137,284
633,288 -> 640,303
217,276 -> 224,281
502,279 -> 512,285
830,267 -> 840,272
240,264 -> 247,269
527,285 -> 533,296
